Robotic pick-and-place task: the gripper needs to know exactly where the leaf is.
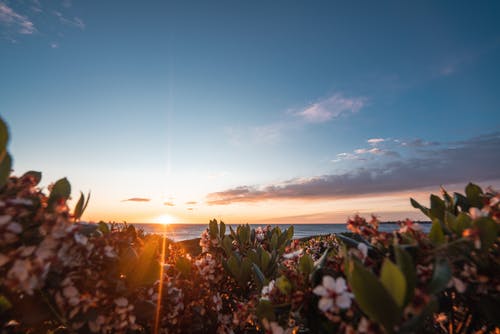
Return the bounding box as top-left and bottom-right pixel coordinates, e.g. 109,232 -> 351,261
175,256 -> 192,278
380,259 -> 407,307
252,263 -> 267,287
444,211 -> 456,231
453,192 -> 470,212
394,246 -> 416,307
429,219 -> 445,245
260,247 -> 271,272
256,300 -> 275,321
209,219 -> 219,239
276,276 -> 292,295
314,248 -> 330,269
430,194 -> 445,222
222,236 -> 233,256
127,240 -> 160,288
347,258 -> 400,333
465,183 -> 483,208
73,192 -> 85,221
453,212 -> 472,236
0,117 -> 8,151
0,295 -> 12,312
0,152 -> 11,188
473,217 -> 498,251
427,258 -> 452,294
97,221 -> 110,234
22,171 -> 42,186
219,221 -> 226,239
299,254 -> 314,278
48,177 -> 71,207
410,198 -> 430,217
399,297 -> 438,333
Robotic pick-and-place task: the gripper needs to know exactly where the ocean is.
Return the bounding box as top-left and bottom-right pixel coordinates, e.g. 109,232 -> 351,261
133,223 -> 431,242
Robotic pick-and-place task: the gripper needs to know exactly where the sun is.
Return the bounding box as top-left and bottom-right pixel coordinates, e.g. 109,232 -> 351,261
155,214 -> 175,225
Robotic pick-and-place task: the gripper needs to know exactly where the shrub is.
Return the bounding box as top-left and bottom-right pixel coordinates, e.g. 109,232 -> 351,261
0,116 -> 498,333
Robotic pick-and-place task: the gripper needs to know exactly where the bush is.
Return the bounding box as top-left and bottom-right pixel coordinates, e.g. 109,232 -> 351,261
0,116 -> 498,333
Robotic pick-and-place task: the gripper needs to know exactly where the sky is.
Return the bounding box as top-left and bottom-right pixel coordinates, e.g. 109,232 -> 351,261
1,0 -> 500,225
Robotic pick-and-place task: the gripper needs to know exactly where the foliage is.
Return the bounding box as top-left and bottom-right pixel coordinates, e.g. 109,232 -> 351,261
0,116 -> 499,333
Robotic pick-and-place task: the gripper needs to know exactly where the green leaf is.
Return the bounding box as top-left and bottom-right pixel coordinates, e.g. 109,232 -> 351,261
0,117 -> 8,152
444,211 -> 456,231
222,235 -> 233,256
175,256 -> 192,278
465,183 -> 483,208
299,254 -> 314,278
347,258 -> 400,333
219,221 -> 226,239
22,171 -> 42,185
429,219 -> 445,245
276,276 -> 292,295
380,259 -> 406,307
256,300 -> 275,321
97,221 -> 110,234
48,177 -> 71,207
0,152 -> 11,188
473,217 -> 498,251
73,192 -> 85,221
209,219 -> 219,239
252,263 -> 267,287
430,194 -> 445,221
410,198 -> 430,218
260,247 -> 271,272
453,192 -> 470,212
453,212 -> 472,236
399,297 -> 438,334
127,239 -> 160,287
427,258 -> 452,294
314,248 -> 330,269
394,246 -> 416,307
0,295 -> 12,312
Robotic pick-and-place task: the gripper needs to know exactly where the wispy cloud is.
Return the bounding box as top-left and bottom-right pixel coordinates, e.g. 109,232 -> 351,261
367,138 -> 385,146
207,132 -> 500,205
186,201 -> 197,205
122,197 -> 151,202
296,93 -> 366,123
399,139 -> 440,147
0,2 -> 36,35
53,10 -> 84,30
163,201 -> 175,206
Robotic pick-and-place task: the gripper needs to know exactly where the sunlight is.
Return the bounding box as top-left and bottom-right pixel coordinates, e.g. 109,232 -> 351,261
155,214 -> 175,225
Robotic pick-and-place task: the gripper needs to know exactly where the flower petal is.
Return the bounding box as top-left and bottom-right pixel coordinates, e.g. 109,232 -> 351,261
322,275 -> 336,290
312,285 -> 328,297
336,293 -> 352,309
318,297 -> 334,312
334,277 -> 347,293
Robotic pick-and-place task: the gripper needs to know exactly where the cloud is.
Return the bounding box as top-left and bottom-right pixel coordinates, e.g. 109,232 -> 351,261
122,198 -> 151,202
50,42 -> 58,48
53,10 -> 84,30
400,139 -> 440,147
354,147 -> 400,158
163,201 -> 175,206
0,3 -> 36,34
207,132 -> 500,205
296,94 -> 366,123
367,138 -> 385,146
186,201 -> 197,205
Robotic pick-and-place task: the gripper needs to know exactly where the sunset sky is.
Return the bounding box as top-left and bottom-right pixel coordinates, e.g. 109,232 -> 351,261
1,1 -> 500,224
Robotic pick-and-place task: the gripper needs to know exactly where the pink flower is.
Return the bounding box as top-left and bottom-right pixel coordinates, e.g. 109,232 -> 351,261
313,276 -> 353,311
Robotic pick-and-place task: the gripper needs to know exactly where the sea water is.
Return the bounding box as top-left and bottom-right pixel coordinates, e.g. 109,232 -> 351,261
133,223 -> 430,242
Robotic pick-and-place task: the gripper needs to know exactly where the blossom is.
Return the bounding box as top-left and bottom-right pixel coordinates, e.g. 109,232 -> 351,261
313,276 -> 353,311
261,280 -> 275,300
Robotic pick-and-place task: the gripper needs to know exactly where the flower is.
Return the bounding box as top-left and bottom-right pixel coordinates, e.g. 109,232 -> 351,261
261,280 -> 275,300
313,276 -> 353,311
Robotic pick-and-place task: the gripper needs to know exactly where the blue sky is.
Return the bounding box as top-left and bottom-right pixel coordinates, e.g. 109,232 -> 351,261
1,0 -> 499,224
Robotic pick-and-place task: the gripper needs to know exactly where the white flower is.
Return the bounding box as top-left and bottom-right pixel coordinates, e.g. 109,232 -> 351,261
357,243 -> 368,259
313,276 -> 353,311
282,249 -> 303,259
8,198 -> 33,206
448,277 -> 467,293
0,215 -> 11,226
261,280 -> 275,300
74,233 -> 88,245
469,207 -> 488,220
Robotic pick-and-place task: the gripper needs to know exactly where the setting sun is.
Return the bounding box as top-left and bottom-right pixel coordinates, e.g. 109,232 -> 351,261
155,214 -> 175,225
